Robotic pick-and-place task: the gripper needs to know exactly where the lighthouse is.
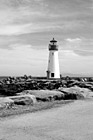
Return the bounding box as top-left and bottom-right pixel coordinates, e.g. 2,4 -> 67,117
47,38 -> 60,79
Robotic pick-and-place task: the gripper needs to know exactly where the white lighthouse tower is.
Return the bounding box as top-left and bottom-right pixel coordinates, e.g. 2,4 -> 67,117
47,38 -> 60,79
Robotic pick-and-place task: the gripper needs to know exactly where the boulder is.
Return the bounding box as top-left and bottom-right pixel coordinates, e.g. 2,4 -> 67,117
11,94 -> 36,105
58,86 -> 93,99
53,94 -> 64,100
13,97 -> 33,105
0,97 -> 14,109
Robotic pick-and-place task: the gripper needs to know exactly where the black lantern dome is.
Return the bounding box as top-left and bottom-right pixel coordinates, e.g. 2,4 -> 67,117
49,38 -> 58,51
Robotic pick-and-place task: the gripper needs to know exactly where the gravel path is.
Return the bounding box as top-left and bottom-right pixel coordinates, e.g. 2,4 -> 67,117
0,99 -> 93,140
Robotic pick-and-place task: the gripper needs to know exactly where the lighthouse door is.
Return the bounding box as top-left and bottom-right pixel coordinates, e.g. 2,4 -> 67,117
51,73 -> 54,77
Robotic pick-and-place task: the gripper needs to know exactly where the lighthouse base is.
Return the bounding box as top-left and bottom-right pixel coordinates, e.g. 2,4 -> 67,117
46,70 -> 60,79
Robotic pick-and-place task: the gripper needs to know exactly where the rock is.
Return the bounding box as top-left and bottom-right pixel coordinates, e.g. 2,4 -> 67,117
26,94 -> 37,104
63,93 -> 77,100
48,96 -> 54,101
0,97 -> 14,109
11,94 -> 36,105
58,86 -> 93,99
53,94 -> 64,100
13,97 -> 33,105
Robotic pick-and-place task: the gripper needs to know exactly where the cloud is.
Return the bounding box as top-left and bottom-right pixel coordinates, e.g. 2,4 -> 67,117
66,38 -> 81,42
0,43 -> 48,76
0,0 -> 48,33
0,23 -> 65,36
0,0 -> 92,38
0,24 -> 31,36
59,38 -> 81,50
0,0 -> 92,37
59,38 -> 93,56
74,50 -> 93,56
0,0 -> 93,76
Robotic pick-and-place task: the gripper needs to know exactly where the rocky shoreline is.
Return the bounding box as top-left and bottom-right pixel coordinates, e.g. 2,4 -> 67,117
0,76 -> 93,96
0,76 -> 93,117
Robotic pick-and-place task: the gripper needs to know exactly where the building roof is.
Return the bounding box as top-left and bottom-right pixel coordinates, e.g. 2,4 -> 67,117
50,38 -> 57,43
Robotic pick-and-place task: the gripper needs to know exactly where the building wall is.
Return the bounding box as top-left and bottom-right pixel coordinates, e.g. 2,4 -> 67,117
47,50 -> 60,78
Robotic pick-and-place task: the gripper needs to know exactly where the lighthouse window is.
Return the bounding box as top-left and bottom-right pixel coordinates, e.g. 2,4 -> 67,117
51,73 -> 54,77
52,52 -> 54,55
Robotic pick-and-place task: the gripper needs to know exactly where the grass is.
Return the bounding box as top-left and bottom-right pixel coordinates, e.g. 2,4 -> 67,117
0,100 -> 73,118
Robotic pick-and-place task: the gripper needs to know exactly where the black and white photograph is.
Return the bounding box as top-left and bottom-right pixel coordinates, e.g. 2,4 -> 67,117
0,0 -> 93,140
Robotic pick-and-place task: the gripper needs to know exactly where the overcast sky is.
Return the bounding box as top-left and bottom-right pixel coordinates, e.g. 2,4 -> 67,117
0,0 -> 93,76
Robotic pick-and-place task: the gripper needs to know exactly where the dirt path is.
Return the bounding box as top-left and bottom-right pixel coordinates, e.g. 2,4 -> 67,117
0,99 -> 93,140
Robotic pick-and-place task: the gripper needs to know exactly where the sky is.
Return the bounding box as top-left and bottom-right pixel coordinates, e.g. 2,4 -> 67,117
0,0 -> 93,76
